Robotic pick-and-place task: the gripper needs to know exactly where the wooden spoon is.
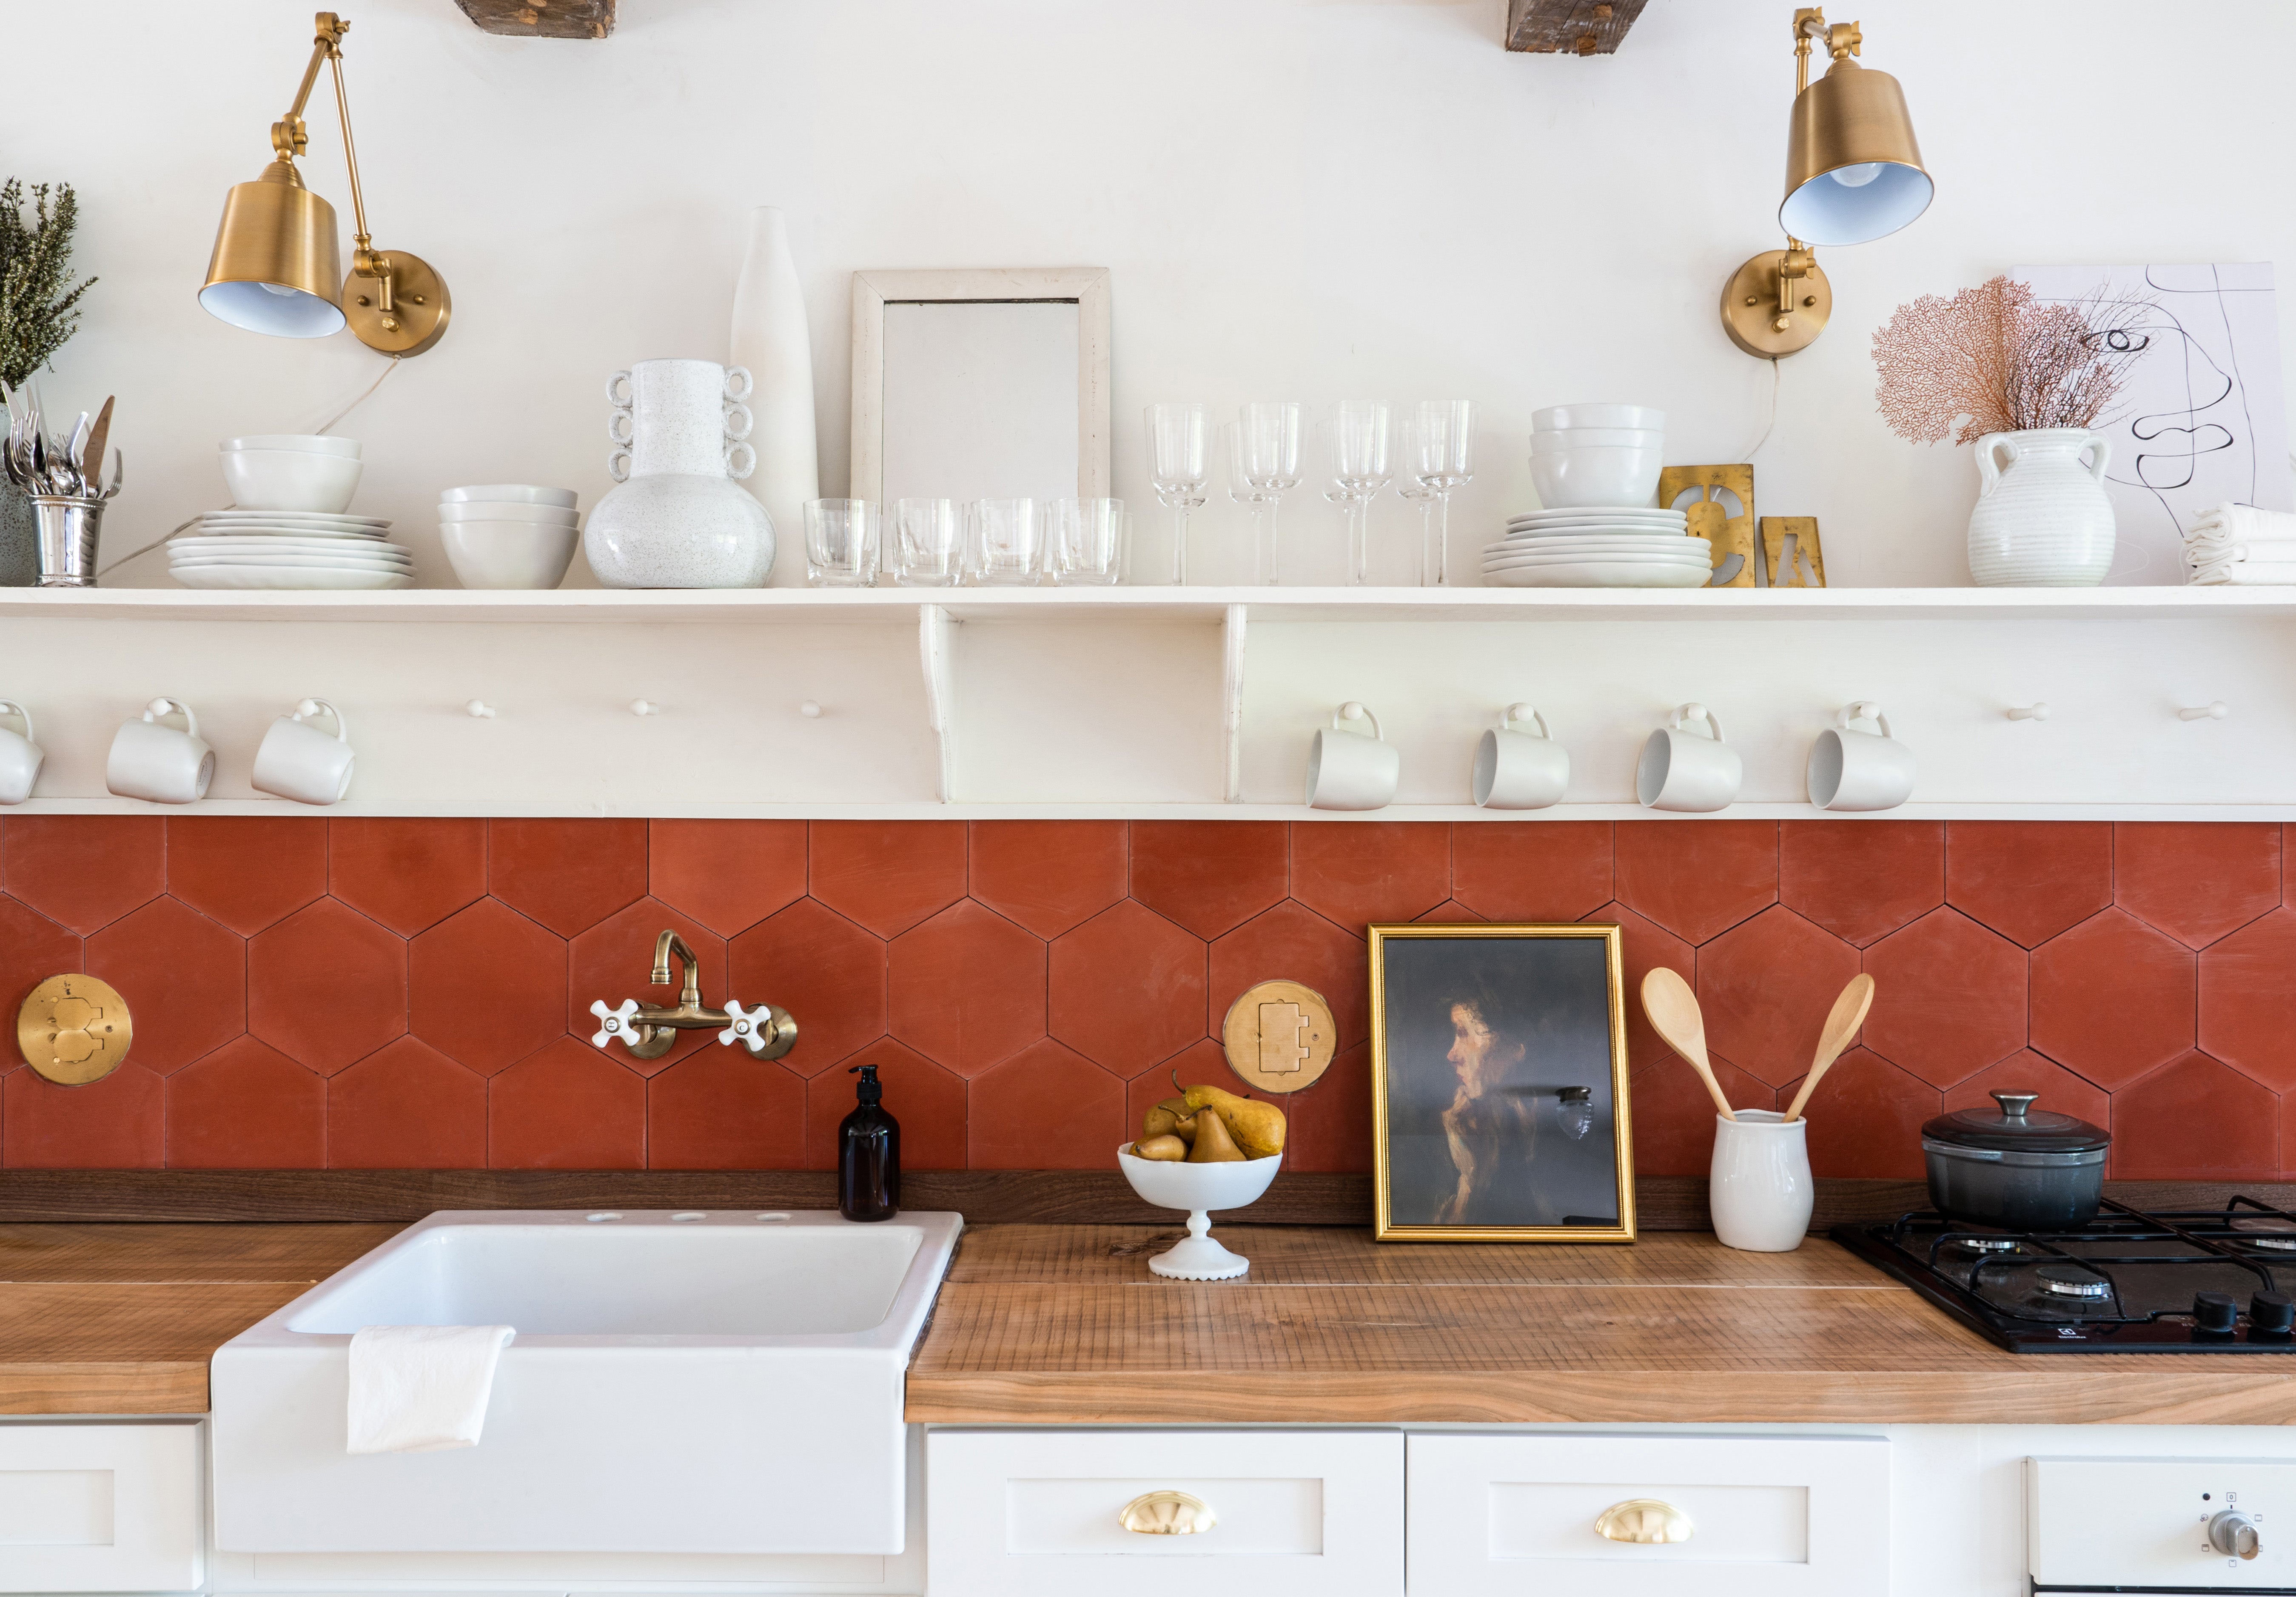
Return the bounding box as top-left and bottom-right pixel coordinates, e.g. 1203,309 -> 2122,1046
1638,966 -> 1735,1121
1783,973 -> 1876,1123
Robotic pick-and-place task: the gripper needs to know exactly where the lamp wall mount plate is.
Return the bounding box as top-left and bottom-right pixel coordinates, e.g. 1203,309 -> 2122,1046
18,974 -> 132,1086
1721,248 -> 1832,358
344,248 -> 450,356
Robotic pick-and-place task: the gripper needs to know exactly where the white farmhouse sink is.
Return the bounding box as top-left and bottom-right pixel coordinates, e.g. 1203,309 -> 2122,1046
212,1208 -> 961,1555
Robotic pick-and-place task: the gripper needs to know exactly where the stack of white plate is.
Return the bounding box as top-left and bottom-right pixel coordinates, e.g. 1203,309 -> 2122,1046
1483,507 -> 1710,589
168,510 -> 413,591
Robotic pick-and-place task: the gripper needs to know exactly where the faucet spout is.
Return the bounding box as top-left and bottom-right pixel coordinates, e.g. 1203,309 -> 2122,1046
651,931 -> 701,1006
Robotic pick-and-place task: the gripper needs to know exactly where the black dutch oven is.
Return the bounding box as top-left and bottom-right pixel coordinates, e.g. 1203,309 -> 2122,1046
1920,1090 -> 2110,1230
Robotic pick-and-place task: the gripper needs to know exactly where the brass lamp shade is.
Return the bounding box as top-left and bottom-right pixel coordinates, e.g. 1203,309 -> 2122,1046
199,163 -> 348,339
1778,57 -> 1931,247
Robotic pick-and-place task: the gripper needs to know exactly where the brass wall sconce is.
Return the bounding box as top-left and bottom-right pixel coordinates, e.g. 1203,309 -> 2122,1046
1721,7 -> 1929,359
200,11 -> 451,357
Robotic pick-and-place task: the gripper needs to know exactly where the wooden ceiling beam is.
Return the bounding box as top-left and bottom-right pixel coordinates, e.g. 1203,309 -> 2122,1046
455,0 -> 615,39
1506,0 -> 1648,54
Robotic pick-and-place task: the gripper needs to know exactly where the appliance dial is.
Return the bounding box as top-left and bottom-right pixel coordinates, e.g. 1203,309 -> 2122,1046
2210,1509 -> 2261,1560
2253,1291 -> 2296,1336
2194,1291 -> 2240,1333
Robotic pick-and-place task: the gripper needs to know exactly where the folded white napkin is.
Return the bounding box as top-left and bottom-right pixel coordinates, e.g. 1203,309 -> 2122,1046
2188,559 -> 2296,586
347,1324 -> 516,1455
2184,539 -> 2296,567
2186,503 -> 2296,543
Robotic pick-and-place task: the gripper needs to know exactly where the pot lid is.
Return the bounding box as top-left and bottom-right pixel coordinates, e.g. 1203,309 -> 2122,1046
1921,1090 -> 2109,1153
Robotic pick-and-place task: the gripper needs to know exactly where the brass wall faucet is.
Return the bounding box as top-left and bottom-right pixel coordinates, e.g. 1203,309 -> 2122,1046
588,929 -> 797,1062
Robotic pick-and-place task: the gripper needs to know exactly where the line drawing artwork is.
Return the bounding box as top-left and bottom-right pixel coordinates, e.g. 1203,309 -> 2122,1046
2014,264 -> 2293,584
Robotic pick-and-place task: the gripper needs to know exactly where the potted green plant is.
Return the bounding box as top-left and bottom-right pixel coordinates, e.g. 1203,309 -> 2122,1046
0,179 -> 97,586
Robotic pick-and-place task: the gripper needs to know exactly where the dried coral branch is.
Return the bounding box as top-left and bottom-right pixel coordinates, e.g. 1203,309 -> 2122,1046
1872,274 -> 2149,446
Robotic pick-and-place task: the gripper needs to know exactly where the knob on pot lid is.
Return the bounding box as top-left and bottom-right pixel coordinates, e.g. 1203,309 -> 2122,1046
1921,1090 -> 2110,1153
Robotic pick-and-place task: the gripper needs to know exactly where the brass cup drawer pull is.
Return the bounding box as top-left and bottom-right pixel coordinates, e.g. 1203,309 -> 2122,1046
1119,1490 -> 1216,1536
1595,1498 -> 1694,1545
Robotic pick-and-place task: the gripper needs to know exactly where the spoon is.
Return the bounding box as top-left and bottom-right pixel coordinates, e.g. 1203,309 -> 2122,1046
1638,966 -> 1736,1121
1783,972 -> 1876,1123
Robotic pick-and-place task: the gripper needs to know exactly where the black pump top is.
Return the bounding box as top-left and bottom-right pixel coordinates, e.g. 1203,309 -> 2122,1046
850,1063 -> 883,1105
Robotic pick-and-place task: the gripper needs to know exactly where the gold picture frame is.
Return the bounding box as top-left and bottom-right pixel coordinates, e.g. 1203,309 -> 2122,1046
1368,922 -> 1636,1244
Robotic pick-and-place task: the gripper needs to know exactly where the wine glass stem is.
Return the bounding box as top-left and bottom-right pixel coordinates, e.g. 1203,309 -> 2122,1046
1262,496 -> 1281,586
1347,495 -> 1369,585
1431,492 -> 1452,586
1170,504 -> 1190,586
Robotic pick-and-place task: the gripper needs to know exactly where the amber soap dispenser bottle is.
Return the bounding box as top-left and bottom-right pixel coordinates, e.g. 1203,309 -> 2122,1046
839,1063 -> 900,1221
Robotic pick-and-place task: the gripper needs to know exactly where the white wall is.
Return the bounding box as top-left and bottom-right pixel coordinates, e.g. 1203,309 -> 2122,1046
4,0 -> 2293,593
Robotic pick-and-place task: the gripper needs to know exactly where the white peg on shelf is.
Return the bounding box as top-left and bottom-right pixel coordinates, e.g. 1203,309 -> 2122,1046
465,700 -> 496,719
2005,703 -> 2050,721
632,699 -> 661,717
800,701 -> 823,719
2178,700 -> 2231,721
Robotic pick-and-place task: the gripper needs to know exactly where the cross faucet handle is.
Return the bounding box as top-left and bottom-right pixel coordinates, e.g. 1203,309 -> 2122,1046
590,998 -> 642,1050
718,998 -> 799,1061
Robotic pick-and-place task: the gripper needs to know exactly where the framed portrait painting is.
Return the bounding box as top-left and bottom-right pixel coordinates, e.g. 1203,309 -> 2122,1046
1368,922 -> 1635,1243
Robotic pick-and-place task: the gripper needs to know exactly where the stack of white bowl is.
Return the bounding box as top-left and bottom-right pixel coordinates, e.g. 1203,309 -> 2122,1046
439,486 -> 582,590
172,436 -> 412,590
1485,404 -> 1709,589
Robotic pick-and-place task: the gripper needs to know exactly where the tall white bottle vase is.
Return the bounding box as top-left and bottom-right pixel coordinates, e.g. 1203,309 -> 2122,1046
729,206 -> 820,588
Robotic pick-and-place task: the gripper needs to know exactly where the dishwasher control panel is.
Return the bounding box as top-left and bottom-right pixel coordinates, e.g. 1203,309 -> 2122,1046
2029,1458 -> 2291,1591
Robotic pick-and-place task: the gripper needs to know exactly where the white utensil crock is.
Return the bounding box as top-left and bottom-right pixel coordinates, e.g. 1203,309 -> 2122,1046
0,699 -> 43,804
1709,1109 -> 1812,1253
107,698 -> 214,805
1807,700 -> 1915,811
1966,428 -> 2115,586
1473,703 -> 1568,809
1636,703 -> 1741,812
1306,702 -> 1399,811
251,697 -> 355,806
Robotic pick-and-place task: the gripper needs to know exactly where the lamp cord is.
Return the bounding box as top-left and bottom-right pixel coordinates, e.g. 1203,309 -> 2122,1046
1738,356 -> 1782,462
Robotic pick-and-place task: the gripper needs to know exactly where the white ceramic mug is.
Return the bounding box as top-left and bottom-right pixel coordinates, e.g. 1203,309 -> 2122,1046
1709,1109 -> 1813,1253
106,698 -> 214,805
1473,703 -> 1568,809
1636,703 -> 1741,812
1807,700 -> 1915,811
0,700 -> 43,805
1305,701 -> 1399,811
251,698 -> 355,806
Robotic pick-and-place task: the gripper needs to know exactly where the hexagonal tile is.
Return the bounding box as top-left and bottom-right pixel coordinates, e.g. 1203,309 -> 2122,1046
969,820 -> 1126,939
166,817 -> 325,935
328,1037 -> 487,1167
328,818 -> 486,936
1587,901 -> 1693,1072
2116,822 -> 2280,948
1416,900 -> 1486,922
248,900 -> 407,1075
2,1063 -> 162,1167
85,897 -> 245,1074
1613,820 -> 1776,944
2030,908 -> 2194,1089
804,1040 -> 967,1172
491,818 -> 648,937
729,899 -> 886,1078
0,894 -> 80,1019
1048,901 -> 1206,1077
1941,1050 -> 2109,1133
166,1037 -> 324,1167
2112,1052 -> 2275,1179
1129,821 -> 1288,940
969,1039 -> 1124,1168
567,899 -> 727,1075
2199,907 -> 2296,1091
1450,821 -> 1613,922
1781,1048 -> 1938,1178
1695,906 -> 1860,1087
648,819 -> 806,937
1208,900 -> 1368,1051
808,821 -> 966,939
648,1052 -> 807,1170
4,815 -> 162,933
1629,1050 -> 1778,1176
411,900 -> 567,1075
1862,908 -> 2025,1087
1291,821 -> 1450,930
489,1037 -> 645,1168
1946,821 -> 2110,948
1284,1039 -> 1372,1173
1778,820 -> 1942,946
887,902 -> 1044,1078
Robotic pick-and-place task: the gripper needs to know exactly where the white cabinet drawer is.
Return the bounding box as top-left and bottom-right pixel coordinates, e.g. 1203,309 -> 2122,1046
1407,1432 -> 1889,1597
926,1429 -> 1402,1597
0,1421 -> 201,1594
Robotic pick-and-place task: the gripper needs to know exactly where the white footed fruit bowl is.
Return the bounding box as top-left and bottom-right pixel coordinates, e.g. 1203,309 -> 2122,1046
1116,1144 -> 1283,1281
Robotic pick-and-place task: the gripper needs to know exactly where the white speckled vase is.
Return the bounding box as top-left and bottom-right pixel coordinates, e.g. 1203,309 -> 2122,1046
1966,428 -> 2115,587
585,360 -> 777,588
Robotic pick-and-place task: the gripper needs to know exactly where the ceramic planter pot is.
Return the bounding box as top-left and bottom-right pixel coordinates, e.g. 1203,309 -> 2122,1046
1966,427 -> 2115,586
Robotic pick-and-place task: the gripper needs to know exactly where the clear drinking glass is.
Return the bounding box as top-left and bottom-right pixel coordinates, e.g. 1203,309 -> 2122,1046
803,498 -> 881,586
1231,401 -> 1304,584
890,498 -> 963,586
1327,400 -> 1392,585
1145,403 -> 1208,585
1048,497 -> 1126,585
967,497 -> 1043,585
1406,400 -> 1475,586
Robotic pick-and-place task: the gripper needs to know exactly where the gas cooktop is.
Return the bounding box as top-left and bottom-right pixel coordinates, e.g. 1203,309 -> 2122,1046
1832,1197 -> 2296,1352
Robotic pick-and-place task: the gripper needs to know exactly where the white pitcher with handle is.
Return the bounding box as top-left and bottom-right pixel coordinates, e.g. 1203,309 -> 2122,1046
1966,428 -> 2115,586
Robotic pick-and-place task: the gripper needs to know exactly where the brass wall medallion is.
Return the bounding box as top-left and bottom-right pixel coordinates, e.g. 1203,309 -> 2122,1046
18,974 -> 133,1085
1220,979 -> 1336,1094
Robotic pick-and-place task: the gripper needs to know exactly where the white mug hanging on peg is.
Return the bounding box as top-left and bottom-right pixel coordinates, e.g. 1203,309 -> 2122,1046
2006,702 -> 2050,721
1306,701 -> 1399,811
1637,703 -> 1740,813
1807,700 -> 1915,812
0,700 -> 43,805
466,700 -> 496,718
252,698 -> 355,806
2178,700 -> 2230,722
107,698 -> 215,806
1473,703 -> 1568,809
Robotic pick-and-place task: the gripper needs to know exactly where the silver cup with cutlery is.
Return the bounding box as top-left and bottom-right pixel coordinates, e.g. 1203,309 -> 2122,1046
1,384 -> 121,586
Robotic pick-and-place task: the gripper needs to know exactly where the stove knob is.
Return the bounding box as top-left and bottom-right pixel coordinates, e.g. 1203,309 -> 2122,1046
2195,1291 -> 2241,1334
2210,1509 -> 2261,1561
2254,1292 -> 2296,1336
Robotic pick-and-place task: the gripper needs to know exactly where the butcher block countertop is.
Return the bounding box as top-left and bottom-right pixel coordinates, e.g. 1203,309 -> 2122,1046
5,1220 -> 2293,1424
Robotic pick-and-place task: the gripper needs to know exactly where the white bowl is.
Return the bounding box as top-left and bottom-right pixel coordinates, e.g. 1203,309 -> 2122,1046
441,520 -> 580,589
220,448 -> 364,514
1532,403 -> 1666,432
438,499 -> 580,526
1115,1142 -> 1282,1280
1530,444 -> 1665,510
441,484 -> 579,510
222,434 -> 362,458
1530,427 -> 1664,452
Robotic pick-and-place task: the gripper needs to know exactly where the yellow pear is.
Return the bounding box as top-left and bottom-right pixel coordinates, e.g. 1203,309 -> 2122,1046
1186,1102 -> 1247,1162
1142,1097 -> 1196,1144
1176,1080 -> 1287,1160
1132,1133 -> 1188,1162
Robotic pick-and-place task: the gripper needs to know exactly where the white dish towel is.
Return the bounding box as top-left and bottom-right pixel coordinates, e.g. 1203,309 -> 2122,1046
347,1324 -> 516,1455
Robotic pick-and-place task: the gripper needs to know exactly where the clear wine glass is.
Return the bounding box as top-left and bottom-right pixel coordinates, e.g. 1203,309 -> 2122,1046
1407,399 -> 1474,586
1327,400 -> 1391,585
1233,401 -> 1304,584
1144,402 -> 1208,585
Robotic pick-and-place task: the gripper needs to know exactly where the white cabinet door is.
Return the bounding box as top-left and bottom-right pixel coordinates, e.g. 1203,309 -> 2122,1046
2030,1457 -> 2296,1590
1408,1432 -> 1890,1597
0,1421 -> 201,1594
927,1428 -> 1402,1597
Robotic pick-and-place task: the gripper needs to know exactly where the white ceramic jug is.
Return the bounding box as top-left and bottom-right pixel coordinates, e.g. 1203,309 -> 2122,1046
584,360 -> 777,588
1966,428 -> 2115,587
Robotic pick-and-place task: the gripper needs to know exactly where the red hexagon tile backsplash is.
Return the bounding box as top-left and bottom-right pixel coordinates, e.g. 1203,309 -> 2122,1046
4,817 -> 2296,1178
